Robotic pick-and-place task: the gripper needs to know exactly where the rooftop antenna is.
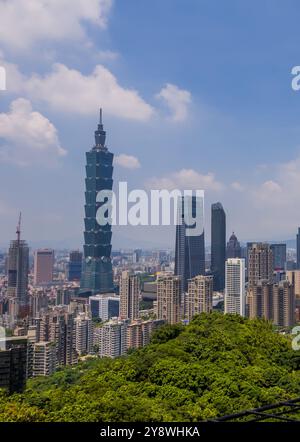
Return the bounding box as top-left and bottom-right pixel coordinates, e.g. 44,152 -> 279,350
99,108 -> 103,125
16,212 -> 21,243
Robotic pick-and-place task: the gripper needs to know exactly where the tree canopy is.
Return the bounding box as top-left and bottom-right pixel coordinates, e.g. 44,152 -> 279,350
1,312 -> 300,422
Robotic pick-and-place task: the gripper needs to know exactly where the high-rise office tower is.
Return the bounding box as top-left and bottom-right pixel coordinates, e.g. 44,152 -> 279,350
248,280 -> 295,327
224,258 -> 246,316
0,337 -> 28,393
270,244 -> 286,271
273,281 -> 295,327
33,249 -> 54,285
126,320 -> 147,350
30,291 -> 48,317
74,313 -> 93,355
186,275 -> 213,320
37,312 -> 78,366
248,243 -> 274,286
94,318 -> 127,358
7,215 -> 29,318
57,313 -> 77,366
126,319 -> 165,350
68,250 -> 83,281
175,195 -> 205,293
119,271 -> 140,320
133,249 -> 142,264
55,289 -> 71,306
286,260 -> 297,271
297,228 -> 300,269
32,342 -> 56,377
211,202 -> 226,291
248,280 -> 273,321
286,270 -> 300,298
157,275 -> 181,324
89,293 -> 119,320
226,232 -> 241,259
81,109 -> 114,295
26,327 -> 37,379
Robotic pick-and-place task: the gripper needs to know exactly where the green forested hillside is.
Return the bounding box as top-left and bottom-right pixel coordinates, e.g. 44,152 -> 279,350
1,312 -> 300,422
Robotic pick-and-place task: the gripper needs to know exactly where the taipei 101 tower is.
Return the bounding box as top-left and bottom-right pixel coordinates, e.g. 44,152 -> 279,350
80,109 -> 114,295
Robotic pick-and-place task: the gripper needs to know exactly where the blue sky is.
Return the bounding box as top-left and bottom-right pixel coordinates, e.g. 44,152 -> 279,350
0,0 -> 300,248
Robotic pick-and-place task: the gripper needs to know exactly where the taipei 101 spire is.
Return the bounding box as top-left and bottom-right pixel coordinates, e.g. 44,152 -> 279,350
80,109 -> 114,294
95,108 -> 107,148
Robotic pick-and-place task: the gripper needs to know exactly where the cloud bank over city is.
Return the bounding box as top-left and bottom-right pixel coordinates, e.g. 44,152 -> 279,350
0,0 -> 112,50
0,98 -> 66,166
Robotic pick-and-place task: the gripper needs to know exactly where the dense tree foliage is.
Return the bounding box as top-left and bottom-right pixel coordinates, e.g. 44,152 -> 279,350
1,312 -> 300,422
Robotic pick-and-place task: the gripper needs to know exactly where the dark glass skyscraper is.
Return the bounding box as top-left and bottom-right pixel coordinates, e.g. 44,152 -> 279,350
211,202 -> 226,291
7,215 -> 29,318
270,243 -> 286,270
297,227 -> 300,270
0,337 -> 28,393
80,110 -> 114,295
226,232 -> 241,259
175,195 -> 205,293
68,250 -> 83,282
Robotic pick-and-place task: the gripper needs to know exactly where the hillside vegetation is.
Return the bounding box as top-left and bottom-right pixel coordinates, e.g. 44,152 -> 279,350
1,312 -> 300,422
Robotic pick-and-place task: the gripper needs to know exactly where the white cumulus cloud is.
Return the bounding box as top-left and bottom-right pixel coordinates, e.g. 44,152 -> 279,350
229,156 -> 300,239
147,168 -> 223,191
0,0 -> 112,50
156,83 -> 191,122
231,181 -> 244,192
1,61 -> 192,123
115,154 -> 141,169
15,63 -> 155,121
0,98 -> 66,166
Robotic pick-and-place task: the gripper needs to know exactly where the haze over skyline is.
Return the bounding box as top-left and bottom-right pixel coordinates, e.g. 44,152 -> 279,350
1,0 -> 300,248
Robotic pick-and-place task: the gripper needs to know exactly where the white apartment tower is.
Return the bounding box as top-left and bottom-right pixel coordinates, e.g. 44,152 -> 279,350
95,319 -> 127,358
74,313 -> 93,355
225,258 -> 246,316
32,341 -> 56,377
89,294 -> 120,321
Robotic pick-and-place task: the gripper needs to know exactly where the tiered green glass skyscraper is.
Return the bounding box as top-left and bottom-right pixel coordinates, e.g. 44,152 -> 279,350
80,110 -> 114,294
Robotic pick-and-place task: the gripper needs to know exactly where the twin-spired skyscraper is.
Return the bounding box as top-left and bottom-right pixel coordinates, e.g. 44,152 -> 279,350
81,110 -> 114,295
174,195 -> 205,294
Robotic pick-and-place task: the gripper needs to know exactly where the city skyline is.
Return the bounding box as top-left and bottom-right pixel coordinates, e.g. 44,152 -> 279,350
1,1 -> 300,429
